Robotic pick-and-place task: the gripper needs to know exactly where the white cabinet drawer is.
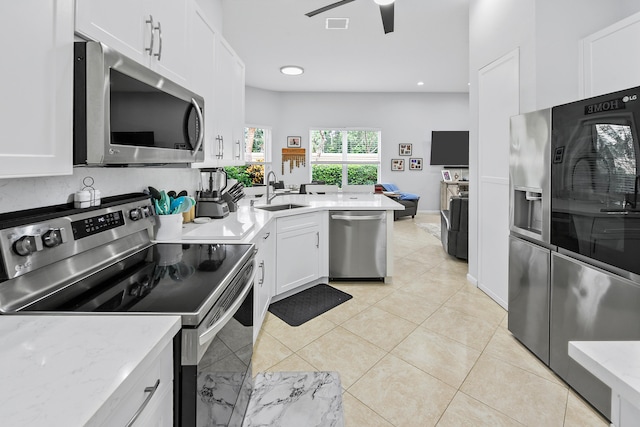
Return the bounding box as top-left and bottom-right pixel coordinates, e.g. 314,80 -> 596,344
277,212 -> 322,233
96,341 -> 173,427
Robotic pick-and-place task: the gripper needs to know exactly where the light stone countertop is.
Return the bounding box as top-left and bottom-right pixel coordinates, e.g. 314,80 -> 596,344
0,315 -> 181,426
569,341 -> 640,409
163,193 -> 403,243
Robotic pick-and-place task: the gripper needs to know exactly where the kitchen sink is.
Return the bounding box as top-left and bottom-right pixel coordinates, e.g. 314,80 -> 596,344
256,203 -> 308,212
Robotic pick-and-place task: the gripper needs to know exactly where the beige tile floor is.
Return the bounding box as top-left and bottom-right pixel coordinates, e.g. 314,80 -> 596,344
252,213 -> 609,426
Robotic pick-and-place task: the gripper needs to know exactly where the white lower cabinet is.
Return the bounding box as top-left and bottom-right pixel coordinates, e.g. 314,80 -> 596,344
253,221 -> 275,342
275,212 -> 323,296
98,339 -> 174,426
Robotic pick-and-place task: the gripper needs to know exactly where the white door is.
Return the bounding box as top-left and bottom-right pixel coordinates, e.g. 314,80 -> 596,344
477,48 -> 520,309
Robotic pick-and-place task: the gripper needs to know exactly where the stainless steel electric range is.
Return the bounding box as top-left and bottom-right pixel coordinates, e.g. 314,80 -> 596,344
0,193 -> 256,426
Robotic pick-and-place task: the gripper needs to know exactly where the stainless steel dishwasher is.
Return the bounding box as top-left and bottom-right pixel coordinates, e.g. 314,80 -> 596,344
329,211 -> 386,279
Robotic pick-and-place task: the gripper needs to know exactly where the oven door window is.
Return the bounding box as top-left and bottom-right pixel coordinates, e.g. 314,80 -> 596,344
552,112 -> 640,274
197,287 -> 253,426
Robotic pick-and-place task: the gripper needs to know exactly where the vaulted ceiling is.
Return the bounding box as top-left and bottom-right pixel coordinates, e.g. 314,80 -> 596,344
222,0 -> 470,93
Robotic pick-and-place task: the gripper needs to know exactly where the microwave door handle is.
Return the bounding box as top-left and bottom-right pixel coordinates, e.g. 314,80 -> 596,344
190,98 -> 204,155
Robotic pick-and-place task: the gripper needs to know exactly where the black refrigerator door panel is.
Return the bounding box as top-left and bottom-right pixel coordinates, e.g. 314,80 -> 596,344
550,252 -> 640,420
508,236 -> 550,364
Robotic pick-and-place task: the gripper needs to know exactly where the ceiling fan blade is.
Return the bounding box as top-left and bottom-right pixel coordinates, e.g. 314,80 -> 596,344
305,0 -> 357,18
379,3 -> 394,34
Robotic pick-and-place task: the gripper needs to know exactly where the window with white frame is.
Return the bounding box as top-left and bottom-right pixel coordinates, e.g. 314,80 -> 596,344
309,129 -> 380,187
225,126 -> 271,186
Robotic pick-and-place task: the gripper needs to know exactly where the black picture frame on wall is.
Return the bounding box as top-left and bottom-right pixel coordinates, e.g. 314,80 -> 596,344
409,158 -> 423,170
287,136 -> 301,147
391,158 -> 404,171
399,143 -> 412,156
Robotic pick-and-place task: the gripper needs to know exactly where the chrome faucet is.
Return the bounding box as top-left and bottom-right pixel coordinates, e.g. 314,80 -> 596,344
265,170 -> 277,204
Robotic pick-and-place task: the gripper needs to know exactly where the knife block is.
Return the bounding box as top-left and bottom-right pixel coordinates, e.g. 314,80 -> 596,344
222,192 -> 238,212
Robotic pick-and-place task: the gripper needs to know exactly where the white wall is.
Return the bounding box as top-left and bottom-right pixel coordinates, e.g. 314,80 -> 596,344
245,87 -> 469,211
468,0 -> 640,290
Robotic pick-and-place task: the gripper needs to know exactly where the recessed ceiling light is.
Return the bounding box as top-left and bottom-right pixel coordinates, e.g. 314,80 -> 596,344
374,0 -> 395,5
417,81 -> 425,86
280,66 -> 304,76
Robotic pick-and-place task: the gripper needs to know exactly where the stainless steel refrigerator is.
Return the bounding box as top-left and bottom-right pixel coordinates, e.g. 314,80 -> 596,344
508,108 -> 554,365
509,85 -> 640,421
549,86 -> 640,420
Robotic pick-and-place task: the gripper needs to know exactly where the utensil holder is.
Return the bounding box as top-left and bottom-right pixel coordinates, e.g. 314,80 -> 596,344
154,214 -> 183,240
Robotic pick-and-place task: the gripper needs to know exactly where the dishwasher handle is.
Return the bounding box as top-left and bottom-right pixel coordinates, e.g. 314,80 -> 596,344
331,214 -> 385,221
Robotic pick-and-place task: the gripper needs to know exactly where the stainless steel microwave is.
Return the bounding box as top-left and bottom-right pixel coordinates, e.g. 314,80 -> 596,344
73,41 -> 204,165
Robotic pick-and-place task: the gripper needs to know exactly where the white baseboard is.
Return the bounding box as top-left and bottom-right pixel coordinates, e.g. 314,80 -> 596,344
466,273 -> 477,286
478,282 -> 508,310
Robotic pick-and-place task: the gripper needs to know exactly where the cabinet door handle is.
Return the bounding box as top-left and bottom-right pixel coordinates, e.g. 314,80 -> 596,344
125,379 -> 160,427
316,231 -> 320,248
235,140 -> 241,159
258,261 -> 265,285
145,15 -> 155,56
153,21 -> 163,61
215,135 -> 223,159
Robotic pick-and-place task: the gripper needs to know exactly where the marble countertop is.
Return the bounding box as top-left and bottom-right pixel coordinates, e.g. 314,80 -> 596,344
162,193 -> 403,243
569,341 -> 640,408
0,315 -> 181,426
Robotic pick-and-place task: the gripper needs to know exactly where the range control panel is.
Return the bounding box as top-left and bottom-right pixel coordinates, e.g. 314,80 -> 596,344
72,211 -> 124,240
0,198 -> 155,281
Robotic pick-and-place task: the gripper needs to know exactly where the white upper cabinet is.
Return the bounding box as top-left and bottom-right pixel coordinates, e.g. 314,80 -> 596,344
0,0 -> 74,178
230,50 -> 246,164
77,0 -> 245,168
75,0 -> 190,85
188,2 -> 218,167
212,38 -> 246,166
190,11 -> 246,167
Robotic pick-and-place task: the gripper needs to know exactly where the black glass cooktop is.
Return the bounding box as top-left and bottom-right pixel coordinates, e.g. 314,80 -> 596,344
24,243 -> 253,320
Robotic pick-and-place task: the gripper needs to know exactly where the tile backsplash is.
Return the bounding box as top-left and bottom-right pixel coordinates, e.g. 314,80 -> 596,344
0,167 -> 200,214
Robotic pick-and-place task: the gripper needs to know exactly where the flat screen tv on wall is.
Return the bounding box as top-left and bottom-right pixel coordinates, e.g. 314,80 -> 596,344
429,131 -> 469,167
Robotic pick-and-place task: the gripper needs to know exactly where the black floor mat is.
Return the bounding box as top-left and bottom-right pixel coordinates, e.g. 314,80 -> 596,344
268,284 -> 352,327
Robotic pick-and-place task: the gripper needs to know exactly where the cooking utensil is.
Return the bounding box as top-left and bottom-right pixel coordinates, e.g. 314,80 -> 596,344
148,186 -> 162,201
158,191 -> 171,215
167,190 -> 177,198
177,190 -> 188,197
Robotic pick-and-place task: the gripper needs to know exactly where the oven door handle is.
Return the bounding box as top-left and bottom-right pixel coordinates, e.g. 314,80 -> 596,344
198,265 -> 257,346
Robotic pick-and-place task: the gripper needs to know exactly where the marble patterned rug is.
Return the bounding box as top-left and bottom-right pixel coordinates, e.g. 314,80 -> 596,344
417,222 -> 441,240
242,371 -> 344,427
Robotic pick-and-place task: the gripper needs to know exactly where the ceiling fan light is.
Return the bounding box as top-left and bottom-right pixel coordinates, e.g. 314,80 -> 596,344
373,0 -> 395,5
280,66 -> 304,76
